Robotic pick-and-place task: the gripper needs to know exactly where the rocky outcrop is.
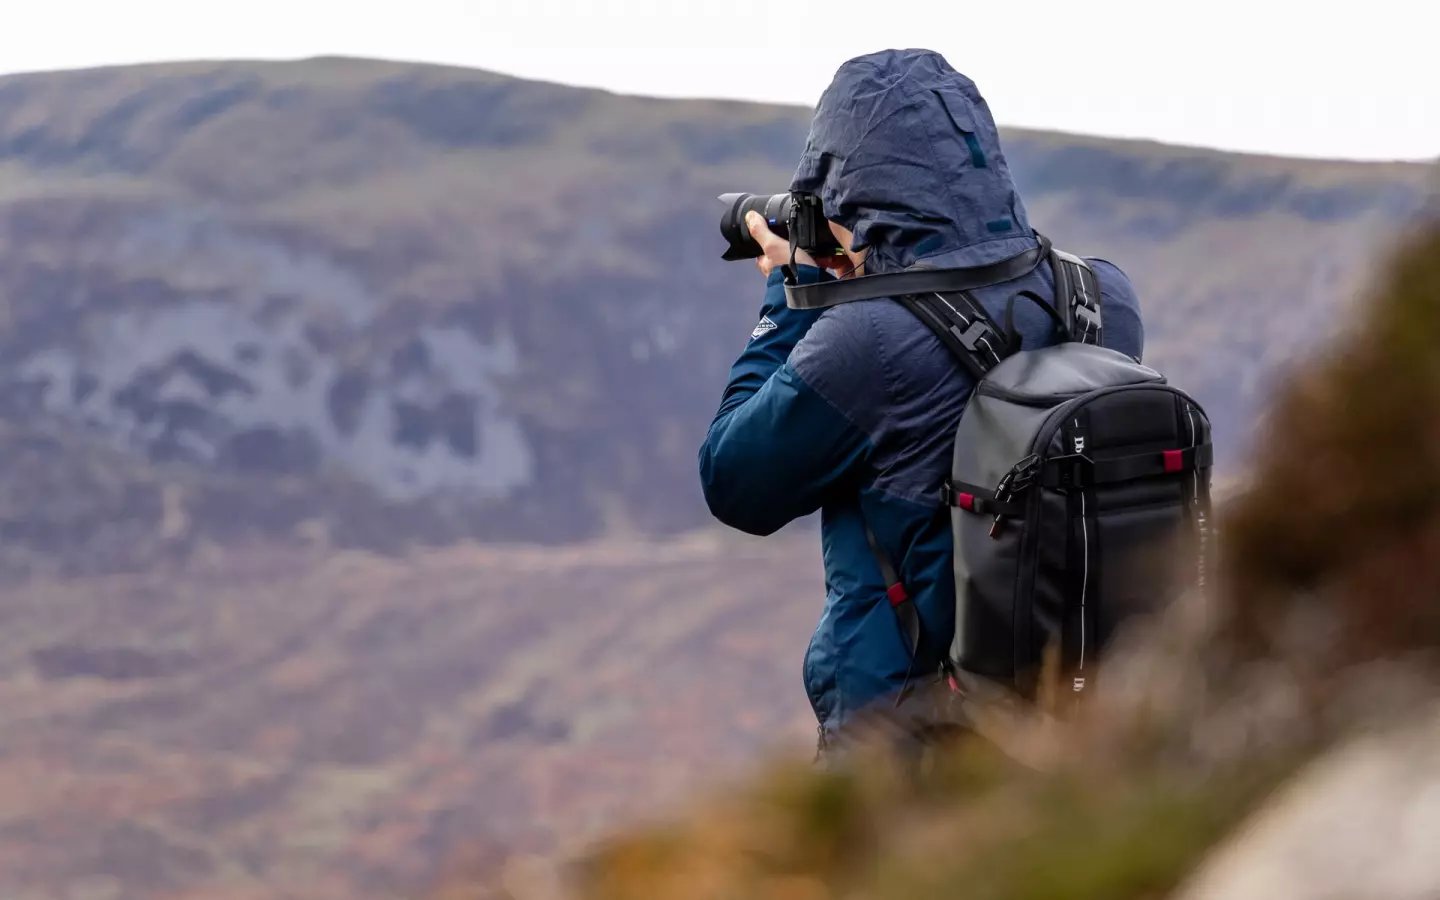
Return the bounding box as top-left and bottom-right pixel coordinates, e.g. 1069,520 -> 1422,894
1177,708 -> 1440,900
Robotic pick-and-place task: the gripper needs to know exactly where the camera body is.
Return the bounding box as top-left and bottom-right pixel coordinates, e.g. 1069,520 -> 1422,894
718,192 -> 844,262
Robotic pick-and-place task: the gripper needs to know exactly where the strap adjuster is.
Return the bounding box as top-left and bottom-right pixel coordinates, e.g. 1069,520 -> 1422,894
940,481 -> 982,513
940,481 -> 973,509
1044,453 -> 1092,490
956,319 -> 998,353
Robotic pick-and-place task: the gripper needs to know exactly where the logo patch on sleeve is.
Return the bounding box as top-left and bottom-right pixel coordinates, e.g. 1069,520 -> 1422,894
750,315 -> 778,340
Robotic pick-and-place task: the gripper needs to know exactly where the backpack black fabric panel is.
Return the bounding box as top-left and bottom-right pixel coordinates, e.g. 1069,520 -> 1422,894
949,342 -> 1211,696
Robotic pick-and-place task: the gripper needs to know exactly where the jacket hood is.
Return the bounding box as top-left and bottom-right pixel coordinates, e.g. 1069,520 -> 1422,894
790,49 -> 1035,274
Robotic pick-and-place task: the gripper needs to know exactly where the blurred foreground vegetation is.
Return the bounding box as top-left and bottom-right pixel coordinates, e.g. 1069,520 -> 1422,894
436,217 -> 1440,900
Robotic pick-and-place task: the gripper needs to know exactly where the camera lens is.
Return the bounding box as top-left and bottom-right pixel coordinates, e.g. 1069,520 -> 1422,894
718,193 -> 793,261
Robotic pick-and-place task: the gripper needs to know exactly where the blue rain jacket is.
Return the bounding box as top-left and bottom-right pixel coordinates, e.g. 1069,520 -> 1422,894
699,49 -> 1145,737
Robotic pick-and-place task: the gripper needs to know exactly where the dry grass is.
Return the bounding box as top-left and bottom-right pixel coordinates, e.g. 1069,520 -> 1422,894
1225,221 -> 1440,668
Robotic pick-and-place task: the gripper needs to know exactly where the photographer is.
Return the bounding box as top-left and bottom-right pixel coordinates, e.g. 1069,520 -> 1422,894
699,49 -> 1145,758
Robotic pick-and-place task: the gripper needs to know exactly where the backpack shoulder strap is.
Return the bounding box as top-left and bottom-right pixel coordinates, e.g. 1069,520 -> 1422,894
1049,248 -> 1104,345
895,288 -> 1011,381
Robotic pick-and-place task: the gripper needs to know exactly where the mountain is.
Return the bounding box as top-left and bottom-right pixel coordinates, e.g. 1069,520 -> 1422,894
0,57 -> 1430,575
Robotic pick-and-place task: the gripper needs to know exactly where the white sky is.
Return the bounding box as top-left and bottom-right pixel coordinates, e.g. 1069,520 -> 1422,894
1,0 -> 1436,161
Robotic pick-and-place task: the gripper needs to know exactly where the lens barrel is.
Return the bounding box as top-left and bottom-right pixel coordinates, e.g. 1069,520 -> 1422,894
718,192 -> 793,261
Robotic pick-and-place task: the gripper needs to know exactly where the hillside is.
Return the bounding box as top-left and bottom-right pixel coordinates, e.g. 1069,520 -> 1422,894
0,57 -> 1430,574
0,533 -> 824,898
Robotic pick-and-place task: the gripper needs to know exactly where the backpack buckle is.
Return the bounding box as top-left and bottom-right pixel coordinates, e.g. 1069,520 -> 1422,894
1074,301 -> 1102,334
1009,454 -> 1040,492
956,319 -> 995,351
954,319 -> 1006,365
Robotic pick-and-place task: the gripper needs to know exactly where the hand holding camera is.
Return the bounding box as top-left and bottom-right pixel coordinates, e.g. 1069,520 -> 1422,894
722,192 -> 857,280
743,212 -> 814,277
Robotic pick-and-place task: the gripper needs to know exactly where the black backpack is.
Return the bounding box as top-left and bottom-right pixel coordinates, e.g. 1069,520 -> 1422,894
871,240 -> 1214,699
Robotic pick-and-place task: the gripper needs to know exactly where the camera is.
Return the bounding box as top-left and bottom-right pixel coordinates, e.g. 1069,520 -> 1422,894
718,192 -> 844,262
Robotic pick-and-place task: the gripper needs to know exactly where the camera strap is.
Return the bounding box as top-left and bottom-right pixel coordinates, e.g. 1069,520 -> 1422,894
783,236 -> 1049,310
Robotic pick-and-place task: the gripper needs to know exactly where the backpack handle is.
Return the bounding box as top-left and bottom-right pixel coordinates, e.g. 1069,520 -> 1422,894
1003,289 -> 1067,351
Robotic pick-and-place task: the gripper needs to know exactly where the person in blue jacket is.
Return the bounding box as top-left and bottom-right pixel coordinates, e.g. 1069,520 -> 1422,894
698,49 -> 1144,752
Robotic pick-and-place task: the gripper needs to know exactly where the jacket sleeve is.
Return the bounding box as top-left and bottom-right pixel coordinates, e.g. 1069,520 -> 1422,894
699,266 -> 872,536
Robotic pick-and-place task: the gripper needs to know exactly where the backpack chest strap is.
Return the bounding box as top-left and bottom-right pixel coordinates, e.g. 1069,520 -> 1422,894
1043,443 -> 1215,488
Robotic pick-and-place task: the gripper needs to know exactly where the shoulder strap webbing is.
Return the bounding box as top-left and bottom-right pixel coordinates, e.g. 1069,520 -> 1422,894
893,243 -> 1103,377
896,289 -> 1010,380
1049,249 -> 1103,345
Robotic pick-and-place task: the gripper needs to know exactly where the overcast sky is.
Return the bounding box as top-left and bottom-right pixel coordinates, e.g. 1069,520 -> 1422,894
1,0 -> 1435,161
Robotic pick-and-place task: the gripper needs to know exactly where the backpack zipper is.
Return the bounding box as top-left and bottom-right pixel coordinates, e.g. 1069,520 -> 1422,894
988,453 -> 1039,539
1027,384 -> 1205,462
